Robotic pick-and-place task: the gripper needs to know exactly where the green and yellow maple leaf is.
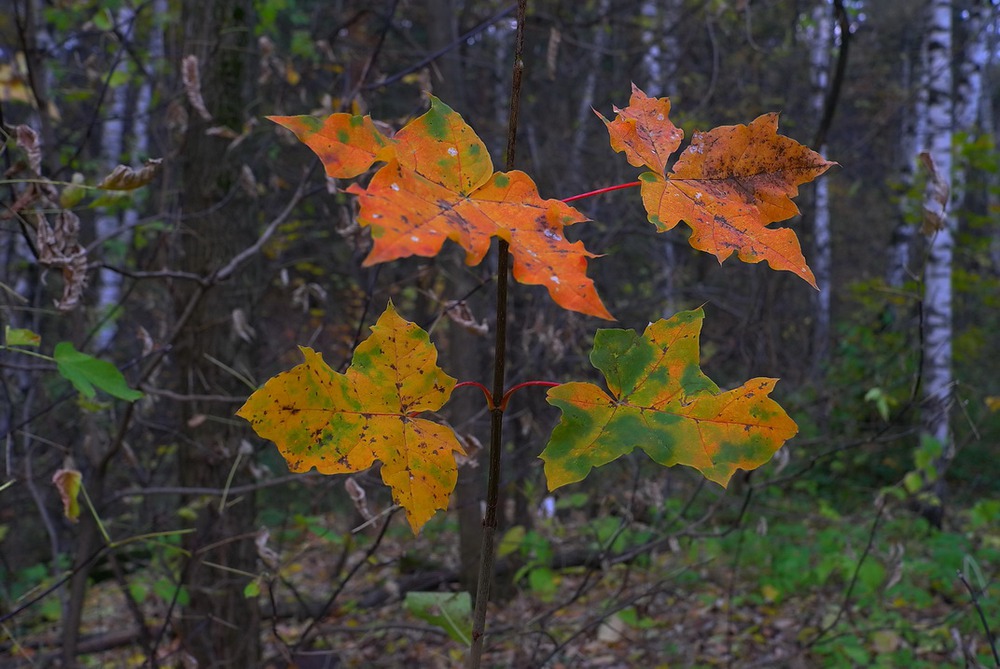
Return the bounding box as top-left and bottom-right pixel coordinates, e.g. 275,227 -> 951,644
601,85 -> 835,287
541,309 -> 797,489
236,302 -> 463,533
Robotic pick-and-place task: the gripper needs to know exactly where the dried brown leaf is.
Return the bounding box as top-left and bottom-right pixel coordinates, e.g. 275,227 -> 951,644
255,527 -> 280,569
96,158 -> 163,190
920,151 -> 950,235
15,124 -> 42,174
345,477 -> 373,520
52,467 -> 82,522
182,54 -> 212,121
36,211 -> 88,311
446,301 -> 488,336
231,308 -> 256,343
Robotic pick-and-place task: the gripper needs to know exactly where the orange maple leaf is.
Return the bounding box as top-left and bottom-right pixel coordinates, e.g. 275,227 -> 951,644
541,309 -> 797,489
275,98 -> 611,320
268,113 -> 395,179
602,87 -> 834,287
596,83 -> 683,175
236,302 -> 463,533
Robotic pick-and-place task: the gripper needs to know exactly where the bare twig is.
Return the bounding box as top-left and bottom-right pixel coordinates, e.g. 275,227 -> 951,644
957,568 -> 1000,667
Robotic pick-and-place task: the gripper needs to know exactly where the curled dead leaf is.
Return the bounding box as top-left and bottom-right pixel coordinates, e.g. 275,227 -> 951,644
96,158 -> 162,190
15,124 -> 42,174
920,152 -> 950,235
446,301 -> 488,336
137,325 -> 154,357
239,165 -> 258,198
454,432 -> 482,468
345,477 -> 373,520
182,54 -> 212,121
231,308 -> 256,343
291,282 -> 327,312
37,211 -> 88,311
165,99 -> 189,138
52,467 -> 83,523
206,126 -> 240,140
255,527 -> 280,569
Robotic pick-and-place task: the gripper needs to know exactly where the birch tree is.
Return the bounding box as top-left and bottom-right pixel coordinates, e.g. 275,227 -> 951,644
807,0 -> 834,367
918,0 -> 953,524
93,6 -> 137,350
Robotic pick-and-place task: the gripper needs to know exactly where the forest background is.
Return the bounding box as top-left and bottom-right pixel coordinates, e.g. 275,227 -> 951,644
0,0 -> 999,667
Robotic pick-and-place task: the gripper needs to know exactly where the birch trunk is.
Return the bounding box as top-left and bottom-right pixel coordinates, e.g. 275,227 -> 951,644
93,6 -> 136,349
920,0 -> 991,520
919,0 -> 953,525
808,0 -> 833,368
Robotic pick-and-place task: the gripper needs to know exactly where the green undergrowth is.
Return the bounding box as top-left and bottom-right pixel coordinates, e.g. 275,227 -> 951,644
2,481 -> 997,667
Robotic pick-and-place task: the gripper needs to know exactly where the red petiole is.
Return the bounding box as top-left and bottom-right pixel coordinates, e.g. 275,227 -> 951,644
561,180 -> 641,203
453,379 -> 560,412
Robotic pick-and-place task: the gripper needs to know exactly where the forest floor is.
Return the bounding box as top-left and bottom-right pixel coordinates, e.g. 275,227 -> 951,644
2,487 -> 998,668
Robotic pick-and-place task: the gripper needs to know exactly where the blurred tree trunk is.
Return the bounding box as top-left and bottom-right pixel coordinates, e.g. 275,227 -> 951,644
427,0 -> 486,599
641,0 -> 682,315
918,0 -> 953,526
94,3 -> 162,350
887,36 -> 927,290
172,0 -> 260,664
568,0 -> 612,190
807,0 -> 833,371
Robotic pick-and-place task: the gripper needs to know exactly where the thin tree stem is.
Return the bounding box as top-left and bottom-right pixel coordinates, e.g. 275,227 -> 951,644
469,1 -> 527,666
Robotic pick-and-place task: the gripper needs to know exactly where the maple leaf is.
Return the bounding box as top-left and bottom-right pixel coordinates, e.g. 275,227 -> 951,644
596,83 -> 683,175
236,302 -> 463,533
602,87 -> 834,287
280,97 -> 610,319
540,309 -> 797,489
268,113 -> 395,179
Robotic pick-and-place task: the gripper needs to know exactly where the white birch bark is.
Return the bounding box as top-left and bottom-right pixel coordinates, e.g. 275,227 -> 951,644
952,0 -> 991,199
641,0 -> 680,99
94,3 -> 164,348
93,6 -> 136,348
919,0 -> 954,463
808,0 -> 833,366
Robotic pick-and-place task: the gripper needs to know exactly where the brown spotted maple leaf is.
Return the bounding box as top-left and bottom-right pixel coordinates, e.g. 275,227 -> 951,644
601,85 -> 835,287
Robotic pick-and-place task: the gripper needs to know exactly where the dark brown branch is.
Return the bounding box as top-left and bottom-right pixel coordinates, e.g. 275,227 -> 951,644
813,0 -> 850,150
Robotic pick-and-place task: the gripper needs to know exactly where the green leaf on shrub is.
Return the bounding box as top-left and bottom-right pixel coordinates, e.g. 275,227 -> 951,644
404,591 -> 471,645
53,342 -> 143,401
244,580 -> 261,598
498,525 -> 526,558
5,326 -> 41,347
